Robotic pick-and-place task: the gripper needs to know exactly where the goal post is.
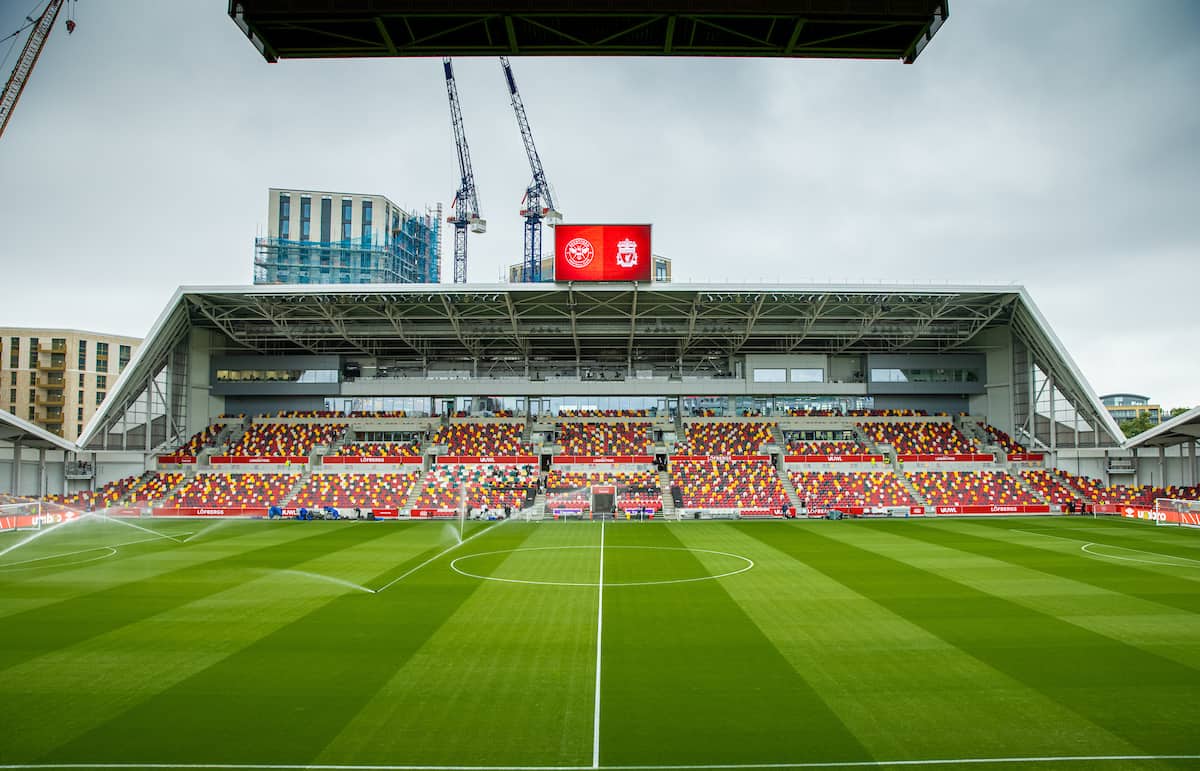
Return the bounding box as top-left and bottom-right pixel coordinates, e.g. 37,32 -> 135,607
1154,498 -> 1200,528
0,500 -> 44,533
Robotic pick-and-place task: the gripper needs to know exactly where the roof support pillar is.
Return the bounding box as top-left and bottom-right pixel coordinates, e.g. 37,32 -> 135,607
145,380 -> 153,451
1188,439 -> 1196,487
10,439 -> 21,495
1048,373 -> 1057,468
1160,445 -> 1167,487
38,448 -> 46,499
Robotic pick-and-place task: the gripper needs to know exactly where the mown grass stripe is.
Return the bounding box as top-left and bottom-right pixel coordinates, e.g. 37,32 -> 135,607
0,527 -> 445,761
600,524 -> 869,766
739,523 -> 1200,757
39,523 -> 541,767
0,524 -> 408,677
0,521 -> 360,619
916,520 -> 1200,614
671,524 -> 1146,763
316,523 -> 599,767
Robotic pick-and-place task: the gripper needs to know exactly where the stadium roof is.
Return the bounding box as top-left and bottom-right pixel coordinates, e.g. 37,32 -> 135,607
1123,406 -> 1200,450
228,1 -> 949,63
0,409 -> 79,453
80,282 -> 1123,447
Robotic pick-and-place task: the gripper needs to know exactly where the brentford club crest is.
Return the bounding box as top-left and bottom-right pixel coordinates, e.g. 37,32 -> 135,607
564,238 -> 595,268
615,237 -> 639,268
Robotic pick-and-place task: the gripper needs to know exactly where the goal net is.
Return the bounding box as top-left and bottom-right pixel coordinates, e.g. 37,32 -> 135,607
1154,498 -> 1200,528
0,500 -> 44,533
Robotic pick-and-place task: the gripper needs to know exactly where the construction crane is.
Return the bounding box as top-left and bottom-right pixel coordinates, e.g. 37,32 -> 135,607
442,57 -> 485,284
0,0 -> 75,141
500,56 -> 560,283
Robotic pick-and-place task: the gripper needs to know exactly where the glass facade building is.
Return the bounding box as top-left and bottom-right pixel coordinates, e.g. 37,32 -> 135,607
255,189 -> 442,285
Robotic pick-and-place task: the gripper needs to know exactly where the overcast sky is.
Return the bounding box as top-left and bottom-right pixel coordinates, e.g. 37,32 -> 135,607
0,1 -> 1196,408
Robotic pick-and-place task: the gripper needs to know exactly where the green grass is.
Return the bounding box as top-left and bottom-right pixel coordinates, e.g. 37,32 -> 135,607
0,515 -> 1198,770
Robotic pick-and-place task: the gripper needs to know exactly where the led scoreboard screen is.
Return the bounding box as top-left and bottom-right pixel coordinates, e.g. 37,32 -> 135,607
554,224 -> 652,282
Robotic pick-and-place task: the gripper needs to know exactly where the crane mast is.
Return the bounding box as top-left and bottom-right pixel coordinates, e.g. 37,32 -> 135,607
0,0 -> 69,141
500,56 -> 560,283
443,57 -> 485,284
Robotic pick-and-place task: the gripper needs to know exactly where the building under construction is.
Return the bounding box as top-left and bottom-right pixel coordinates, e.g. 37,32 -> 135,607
254,188 -> 442,285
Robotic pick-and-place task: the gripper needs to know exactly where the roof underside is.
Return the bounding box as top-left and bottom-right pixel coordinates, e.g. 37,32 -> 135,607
1124,406 -> 1200,449
228,1 -> 949,62
81,282 -> 1123,448
0,409 -> 79,452
181,283 -> 1016,361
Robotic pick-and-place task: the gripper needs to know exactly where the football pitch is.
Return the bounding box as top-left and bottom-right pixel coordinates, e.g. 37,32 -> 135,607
0,516 -> 1198,771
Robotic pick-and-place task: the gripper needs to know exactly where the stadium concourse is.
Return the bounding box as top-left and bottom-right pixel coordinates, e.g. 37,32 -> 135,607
2,283 -> 1197,525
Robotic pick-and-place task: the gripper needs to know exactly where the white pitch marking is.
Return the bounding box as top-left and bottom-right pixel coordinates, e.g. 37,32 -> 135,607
2,754 -> 1200,769
1080,542 -> 1200,569
372,518 -> 508,594
0,532 -> 192,572
449,545 -> 754,588
0,547 -> 116,571
592,519 -> 605,769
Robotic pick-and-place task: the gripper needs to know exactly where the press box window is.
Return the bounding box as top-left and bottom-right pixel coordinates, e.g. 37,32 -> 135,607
790,369 -> 824,383
216,368 -> 338,384
752,368 -> 786,383
870,367 -> 979,384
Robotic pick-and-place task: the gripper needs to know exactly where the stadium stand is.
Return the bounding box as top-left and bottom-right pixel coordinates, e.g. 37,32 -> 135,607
128,472 -> 185,503
410,463 -> 537,511
558,422 -> 652,455
848,409 -> 927,417
332,442 -> 421,457
172,424 -> 223,458
1019,469 -> 1082,505
290,472 -> 421,509
859,421 -> 976,454
905,471 -> 1039,506
670,458 -> 787,510
677,422 -> 775,454
225,423 -> 345,456
165,473 -> 300,507
41,475 -> 139,510
785,440 -> 871,455
545,469 -> 662,512
431,423 -> 526,455
980,423 -> 1026,454
789,471 -> 914,508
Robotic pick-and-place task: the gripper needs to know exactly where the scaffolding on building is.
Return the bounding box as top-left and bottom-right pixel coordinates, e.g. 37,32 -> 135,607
254,204 -> 442,285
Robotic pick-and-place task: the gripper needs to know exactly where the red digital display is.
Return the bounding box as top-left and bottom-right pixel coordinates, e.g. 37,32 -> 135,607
554,224 -> 653,282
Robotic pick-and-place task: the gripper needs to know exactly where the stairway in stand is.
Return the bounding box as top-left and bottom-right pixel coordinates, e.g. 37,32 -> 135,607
657,470 -> 677,519
402,468 -> 430,514
777,468 -> 803,514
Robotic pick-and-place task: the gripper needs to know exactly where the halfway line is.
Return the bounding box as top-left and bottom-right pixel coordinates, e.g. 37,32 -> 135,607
592,518 -> 606,769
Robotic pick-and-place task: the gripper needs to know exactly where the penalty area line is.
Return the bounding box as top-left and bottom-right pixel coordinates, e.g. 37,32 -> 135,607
372,518 -> 510,594
3,754 -> 1200,770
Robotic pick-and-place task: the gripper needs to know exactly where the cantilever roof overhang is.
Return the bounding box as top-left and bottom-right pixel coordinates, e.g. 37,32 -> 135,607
228,0 -> 949,63
1123,406 -> 1200,450
0,409 -> 80,453
79,282 -> 1123,447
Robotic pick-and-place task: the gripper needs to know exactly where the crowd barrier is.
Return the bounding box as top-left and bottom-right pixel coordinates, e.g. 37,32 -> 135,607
784,454 -> 886,463
435,455 -> 538,465
897,453 -> 994,463
552,455 -> 654,464
321,456 -> 423,465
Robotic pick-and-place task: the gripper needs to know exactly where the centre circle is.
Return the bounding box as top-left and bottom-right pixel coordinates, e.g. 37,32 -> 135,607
449,545 -> 754,587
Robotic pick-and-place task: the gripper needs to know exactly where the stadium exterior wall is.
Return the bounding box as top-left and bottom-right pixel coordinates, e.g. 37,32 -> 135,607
0,448 -> 67,499
187,329 -> 231,439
